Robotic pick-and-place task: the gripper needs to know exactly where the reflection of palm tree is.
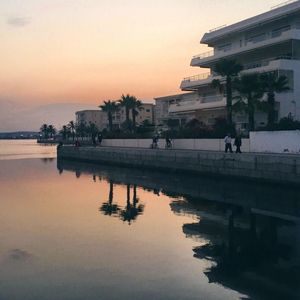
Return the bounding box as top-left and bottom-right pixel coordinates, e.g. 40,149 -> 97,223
100,180 -> 120,216
119,184 -> 144,225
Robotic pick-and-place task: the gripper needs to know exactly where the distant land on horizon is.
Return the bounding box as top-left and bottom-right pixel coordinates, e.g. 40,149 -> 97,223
0,131 -> 39,139
0,100 -> 99,132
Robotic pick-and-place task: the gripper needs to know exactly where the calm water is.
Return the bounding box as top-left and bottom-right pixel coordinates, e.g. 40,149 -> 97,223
0,140 -> 299,300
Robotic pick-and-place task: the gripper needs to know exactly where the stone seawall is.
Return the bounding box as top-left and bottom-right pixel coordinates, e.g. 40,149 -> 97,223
58,146 -> 300,185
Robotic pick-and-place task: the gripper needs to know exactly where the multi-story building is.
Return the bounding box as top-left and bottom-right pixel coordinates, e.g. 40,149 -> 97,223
156,0 -> 300,130
76,110 -> 108,130
76,103 -> 155,130
111,103 -> 155,129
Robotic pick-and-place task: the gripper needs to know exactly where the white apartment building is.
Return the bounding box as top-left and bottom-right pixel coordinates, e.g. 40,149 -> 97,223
156,0 -> 300,130
111,103 -> 155,129
76,103 -> 155,131
76,110 -> 108,131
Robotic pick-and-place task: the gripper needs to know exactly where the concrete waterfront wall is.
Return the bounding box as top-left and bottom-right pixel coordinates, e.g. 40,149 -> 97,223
58,146 -> 300,185
101,138 -> 251,152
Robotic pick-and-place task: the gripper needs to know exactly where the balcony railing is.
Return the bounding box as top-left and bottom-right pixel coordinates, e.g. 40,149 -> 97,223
243,55 -> 293,70
168,96 -> 226,113
193,50 -> 214,60
193,27 -> 299,62
182,72 -> 211,82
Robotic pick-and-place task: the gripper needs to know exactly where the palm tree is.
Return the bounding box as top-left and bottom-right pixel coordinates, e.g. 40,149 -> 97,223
76,122 -> 87,140
88,122 -> 98,142
60,125 -> 69,140
40,124 -> 48,139
131,98 -> 143,130
68,121 -> 76,141
99,100 -> 118,132
211,59 -> 243,127
260,72 -> 290,128
119,94 -> 135,126
48,125 -> 56,138
233,74 -> 264,131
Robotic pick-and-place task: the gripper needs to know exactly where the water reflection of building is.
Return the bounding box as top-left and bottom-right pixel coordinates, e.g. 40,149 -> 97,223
57,159 -> 300,299
171,198 -> 300,300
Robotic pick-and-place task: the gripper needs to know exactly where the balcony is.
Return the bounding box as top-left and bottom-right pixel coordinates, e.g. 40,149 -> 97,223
181,56 -> 298,91
180,73 -> 221,91
168,96 -> 226,114
191,28 -> 300,67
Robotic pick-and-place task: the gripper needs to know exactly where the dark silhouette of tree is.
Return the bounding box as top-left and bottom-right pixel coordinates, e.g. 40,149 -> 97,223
260,72 -> 290,128
76,122 -> 87,140
233,74 -> 264,131
131,98 -> 143,130
99,100 -> 118,132
60,125 -> 69,140
211,59 -> 243,128
40,124 -> 48,139
119,94 -> 134,124
48,124 -> 56,138
68,120 -> 76,141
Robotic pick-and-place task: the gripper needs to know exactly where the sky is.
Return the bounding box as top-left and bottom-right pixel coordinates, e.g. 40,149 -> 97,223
0,0 -> 287,108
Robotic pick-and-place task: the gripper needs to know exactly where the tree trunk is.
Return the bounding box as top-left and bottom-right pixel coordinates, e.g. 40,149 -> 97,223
132,109 -> 136,130
226,76 -> 233,127
125,107 -> 130,123
108,113 -> 113,132
267,92 -> 276,128
248,99 -> 255,131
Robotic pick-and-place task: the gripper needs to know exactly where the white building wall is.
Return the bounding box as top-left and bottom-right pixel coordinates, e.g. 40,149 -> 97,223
250,130 -> 300,153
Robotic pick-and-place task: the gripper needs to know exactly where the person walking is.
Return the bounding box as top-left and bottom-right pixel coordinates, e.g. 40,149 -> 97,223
165,137 -> 172,149
224,134 -> 233,153
234,135 -> 242,153
98,132 -> 103,146
151,135 -> 158,149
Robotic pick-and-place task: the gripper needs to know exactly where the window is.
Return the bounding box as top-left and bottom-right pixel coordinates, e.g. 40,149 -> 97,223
217,43 -> 232,52
247,32 -> 266,43
146,109 -> 150,112
271,25 -> 291,38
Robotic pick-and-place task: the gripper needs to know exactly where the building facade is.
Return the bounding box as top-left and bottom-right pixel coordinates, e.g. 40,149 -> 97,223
76,103 -> 155,130
111,103 -> 155,129
156,0 -> 300,130
76,110 -> 108,131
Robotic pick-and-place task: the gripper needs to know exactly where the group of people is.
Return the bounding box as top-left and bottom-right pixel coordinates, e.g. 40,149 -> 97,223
151,136 -> 172,149
224,134 -> 242,153
151,134 -> 242,153
92,133 -> 103,146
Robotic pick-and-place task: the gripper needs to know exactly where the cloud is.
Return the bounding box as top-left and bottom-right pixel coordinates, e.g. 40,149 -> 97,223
8,249 -> 33,261
6,16 -> 31,27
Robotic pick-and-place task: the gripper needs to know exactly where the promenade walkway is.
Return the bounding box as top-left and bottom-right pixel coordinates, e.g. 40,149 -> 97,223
58,145 -> 300,185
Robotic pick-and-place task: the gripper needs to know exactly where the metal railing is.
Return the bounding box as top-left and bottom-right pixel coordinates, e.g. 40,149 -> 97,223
243,55 -> 293,70
270,0 -> 298,10
193,26 -> 298,61
182,72 -> 211,82
209,24 -> 227,33
192,50 -> 214,60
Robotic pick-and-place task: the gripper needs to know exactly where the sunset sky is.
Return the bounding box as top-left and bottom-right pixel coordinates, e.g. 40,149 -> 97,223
1,0 -> 286,106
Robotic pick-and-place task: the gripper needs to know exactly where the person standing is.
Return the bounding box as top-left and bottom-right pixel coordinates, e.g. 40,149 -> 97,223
224,134 -> 233,153
234,135 -> 242,153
